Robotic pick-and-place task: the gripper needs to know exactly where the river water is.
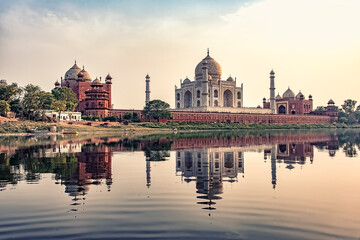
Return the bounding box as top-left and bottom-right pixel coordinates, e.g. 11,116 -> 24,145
0,130 -> 359,240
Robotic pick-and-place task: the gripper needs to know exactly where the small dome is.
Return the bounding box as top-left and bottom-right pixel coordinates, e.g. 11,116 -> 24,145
145,73 -> 150,79
296,91 -> 304,99
270,69 -> 275,75
309,94 -> 313,99
106,73 -> 112,80
275,93 -> 282,100
64,62 -> 81,80
195,50 -> 222,81
54,80 -> 60,86
227,76 -> 234,82
77,71 -> 84,78
183,77 -> 191,84
92,78 -> 101,85
328,99 -> 335,105
80,68 -> 92,81
282,88 -> 295,99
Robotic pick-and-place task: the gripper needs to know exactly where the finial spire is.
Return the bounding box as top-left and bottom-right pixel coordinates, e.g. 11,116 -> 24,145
82,65 -> 85,70
207,48 -> 209,56
75,60 -> 77,64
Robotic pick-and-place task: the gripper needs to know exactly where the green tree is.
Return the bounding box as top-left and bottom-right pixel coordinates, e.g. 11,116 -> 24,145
38,92 -> 54,110
9,99 -> 22,116
314,106 -> 325,112
0,83 -> 22,102
341,99 -> 357,114
0,100 -> 10,116
51,87 -> 78,112
123,112 -> 133,120
51,100 -> 67,112
142,100 -> 171,121
22,84 -> 43,120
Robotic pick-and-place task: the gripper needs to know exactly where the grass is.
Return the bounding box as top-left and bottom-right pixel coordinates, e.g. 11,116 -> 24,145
1,120 -> 360,134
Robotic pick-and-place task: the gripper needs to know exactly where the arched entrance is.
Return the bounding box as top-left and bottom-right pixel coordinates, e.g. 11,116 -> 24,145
278,105 -> 286,114
223,90 -> 233,107
184,91 -> 192,108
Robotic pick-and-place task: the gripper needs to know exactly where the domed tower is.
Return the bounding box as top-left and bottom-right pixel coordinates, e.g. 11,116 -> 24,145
105,73 -> 113,109
84,78 -> 110,118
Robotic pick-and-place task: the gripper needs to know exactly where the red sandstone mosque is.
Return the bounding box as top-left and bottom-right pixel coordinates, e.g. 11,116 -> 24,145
55,51 -> 337,123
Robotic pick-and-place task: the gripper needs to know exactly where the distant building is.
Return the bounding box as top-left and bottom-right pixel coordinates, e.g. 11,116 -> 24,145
44,110 -> 82,121
263,71 -> 313,115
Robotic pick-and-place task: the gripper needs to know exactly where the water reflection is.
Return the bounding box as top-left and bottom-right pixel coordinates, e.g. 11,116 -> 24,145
176,149 -> 244,210
0,130 -> 358,205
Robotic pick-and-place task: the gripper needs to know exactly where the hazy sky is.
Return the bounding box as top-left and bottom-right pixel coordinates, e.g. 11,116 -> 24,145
0,0 -> 359,109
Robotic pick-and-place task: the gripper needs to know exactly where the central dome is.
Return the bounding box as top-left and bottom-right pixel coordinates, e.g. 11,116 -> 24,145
65,62 -> 81,80
195,51 -> 222,81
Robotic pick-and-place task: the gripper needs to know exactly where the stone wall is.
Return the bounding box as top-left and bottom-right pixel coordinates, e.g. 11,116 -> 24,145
169,110 -> 332,124
90,108 -> 335,124
174,106 -> 272,114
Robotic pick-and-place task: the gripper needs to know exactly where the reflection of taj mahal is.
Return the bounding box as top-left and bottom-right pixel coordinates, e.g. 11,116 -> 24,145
176,147 -> 244,210
176,148 -> 244,180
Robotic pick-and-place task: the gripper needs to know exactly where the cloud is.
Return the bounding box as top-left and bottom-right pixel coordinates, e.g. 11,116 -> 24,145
221,0 -> 360,50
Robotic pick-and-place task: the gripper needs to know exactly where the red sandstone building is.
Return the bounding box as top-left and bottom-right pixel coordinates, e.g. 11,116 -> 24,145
55,62 -> 112,118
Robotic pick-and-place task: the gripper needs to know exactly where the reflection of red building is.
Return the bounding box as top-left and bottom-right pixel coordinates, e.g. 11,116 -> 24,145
64,144 -> 112,197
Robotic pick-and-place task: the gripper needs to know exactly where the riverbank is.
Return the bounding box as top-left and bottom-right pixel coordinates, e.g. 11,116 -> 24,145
0,119 -> 359,135
0,120 -> 171,136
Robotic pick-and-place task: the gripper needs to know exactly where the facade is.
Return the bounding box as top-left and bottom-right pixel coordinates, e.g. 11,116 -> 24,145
175,50 -> 246,112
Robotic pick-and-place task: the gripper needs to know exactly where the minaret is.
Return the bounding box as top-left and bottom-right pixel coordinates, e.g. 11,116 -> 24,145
145,74 -> 150,105
270,70 -> 276,114
201,60 -> 209,107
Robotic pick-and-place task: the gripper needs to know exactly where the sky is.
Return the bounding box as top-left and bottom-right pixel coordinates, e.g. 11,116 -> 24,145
0,0 -> 359,109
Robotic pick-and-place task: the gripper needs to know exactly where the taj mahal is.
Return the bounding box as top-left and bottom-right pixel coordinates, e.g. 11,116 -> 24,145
175,49 -> 244,111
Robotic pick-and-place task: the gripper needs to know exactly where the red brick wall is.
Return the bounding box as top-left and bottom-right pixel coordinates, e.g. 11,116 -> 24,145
169,111 -> 332,124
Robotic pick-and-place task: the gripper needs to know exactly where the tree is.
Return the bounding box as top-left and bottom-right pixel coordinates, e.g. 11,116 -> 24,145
22,84 -> 43,120
0,83 -> 22,102
123,112 -> 133,120
341,99 -> 357,114
51,87 -> 78,112
314,106 -> 325,112
142,100 -> 171,121
38,92 -> 54,110
0,100 -> 10,116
